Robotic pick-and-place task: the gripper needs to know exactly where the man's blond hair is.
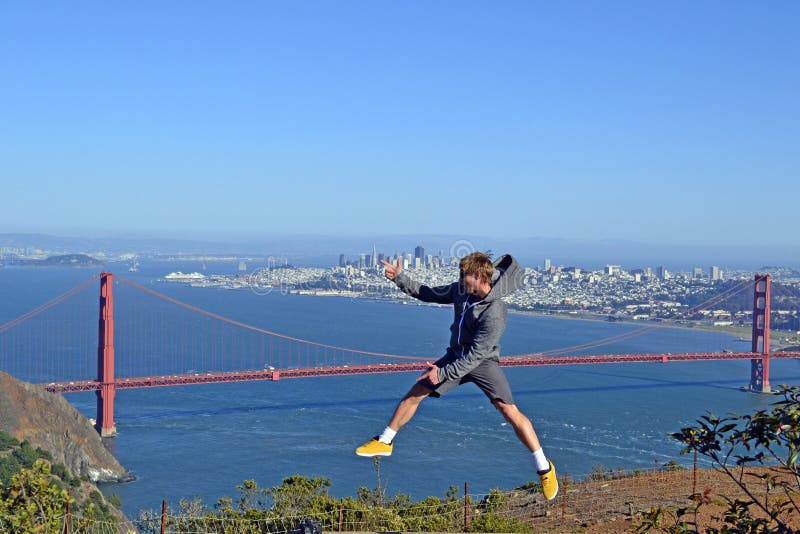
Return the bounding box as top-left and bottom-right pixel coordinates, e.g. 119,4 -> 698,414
459,252 -> 493,285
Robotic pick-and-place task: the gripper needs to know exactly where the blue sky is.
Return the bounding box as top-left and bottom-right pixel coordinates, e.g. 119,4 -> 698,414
2,2 -> 798,247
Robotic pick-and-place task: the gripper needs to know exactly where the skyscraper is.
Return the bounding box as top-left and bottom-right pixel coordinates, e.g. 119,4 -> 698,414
414,246 -> 425,261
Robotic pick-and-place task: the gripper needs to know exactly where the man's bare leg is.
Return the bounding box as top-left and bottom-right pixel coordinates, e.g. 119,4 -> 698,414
492,400 -> 542,452
356,382 -> 432,457
493,399 -> 558,499
387,382 -> 432,431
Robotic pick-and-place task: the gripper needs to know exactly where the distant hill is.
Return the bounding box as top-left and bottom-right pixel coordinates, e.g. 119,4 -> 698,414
1,253 -> 103,268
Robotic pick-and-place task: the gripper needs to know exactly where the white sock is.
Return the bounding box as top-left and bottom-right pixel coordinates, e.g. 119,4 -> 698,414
378,427 -> 396,444
532,448 -> 550,472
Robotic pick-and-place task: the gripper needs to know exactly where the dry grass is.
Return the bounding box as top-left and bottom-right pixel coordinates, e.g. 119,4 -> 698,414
499,465 -> 799,533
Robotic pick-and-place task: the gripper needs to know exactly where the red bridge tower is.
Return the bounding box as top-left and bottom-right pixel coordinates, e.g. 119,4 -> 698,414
96,272 -> 117,437
749,273 -> 771,393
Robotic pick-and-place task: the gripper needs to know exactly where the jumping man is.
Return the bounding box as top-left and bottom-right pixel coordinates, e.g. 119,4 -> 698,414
355,252 -> 558,500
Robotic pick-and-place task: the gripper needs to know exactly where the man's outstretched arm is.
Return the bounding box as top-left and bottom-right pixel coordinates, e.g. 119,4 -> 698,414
381,259 -> 455,304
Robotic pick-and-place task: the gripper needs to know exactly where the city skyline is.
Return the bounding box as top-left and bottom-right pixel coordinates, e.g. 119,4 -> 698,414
4,231 -> 798,280
164,251 -> 800,335
336,245 -> 728,281
2,3 -> 798,248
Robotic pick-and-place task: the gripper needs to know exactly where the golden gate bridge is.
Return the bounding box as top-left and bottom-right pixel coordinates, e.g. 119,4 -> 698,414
0,272 -> 797,438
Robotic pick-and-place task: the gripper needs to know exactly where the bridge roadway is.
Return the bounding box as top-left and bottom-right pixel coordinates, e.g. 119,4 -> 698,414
43,351 -> 800,394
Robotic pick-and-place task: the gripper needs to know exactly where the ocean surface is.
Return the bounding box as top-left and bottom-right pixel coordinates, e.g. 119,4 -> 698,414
1,261 -> 798,518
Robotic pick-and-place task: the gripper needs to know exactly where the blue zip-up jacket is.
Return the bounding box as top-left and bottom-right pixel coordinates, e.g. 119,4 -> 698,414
392,254 -> 523,383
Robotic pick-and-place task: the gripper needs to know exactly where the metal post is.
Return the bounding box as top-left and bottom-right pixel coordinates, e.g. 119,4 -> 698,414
749,274 -> 771,393
161,500 -> 168,534
464,481 -> 470,532
96,272 -> 117,436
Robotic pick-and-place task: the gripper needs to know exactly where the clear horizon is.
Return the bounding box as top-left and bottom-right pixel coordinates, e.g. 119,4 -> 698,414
2,3 -> 798,247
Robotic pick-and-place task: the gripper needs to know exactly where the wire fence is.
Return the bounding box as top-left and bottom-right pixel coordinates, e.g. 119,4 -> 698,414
37,462 -> 764,534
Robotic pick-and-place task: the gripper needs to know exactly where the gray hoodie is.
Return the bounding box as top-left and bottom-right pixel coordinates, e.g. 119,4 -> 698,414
392,254 -> 523,383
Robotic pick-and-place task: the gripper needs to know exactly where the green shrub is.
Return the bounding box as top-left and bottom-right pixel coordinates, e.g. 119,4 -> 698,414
635,385 -> 800,533
469,511 -> 532,533
0,430 -> 19,450
36,446 -> 53,462
0,456 -> 22,484
0,460 -> 72,533
50,462 -> 68,480
12,441 -> 39,467
138,474 -> 543,533
107,493 -> 123,509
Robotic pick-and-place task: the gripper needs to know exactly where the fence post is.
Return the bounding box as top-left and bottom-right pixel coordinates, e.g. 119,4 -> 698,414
692,449 -> 698,500
62,493 -> 71,534
161,499 -> 168,534
339,504 -> 343,532
561,473 -> 568,524
463,481 -> 470,532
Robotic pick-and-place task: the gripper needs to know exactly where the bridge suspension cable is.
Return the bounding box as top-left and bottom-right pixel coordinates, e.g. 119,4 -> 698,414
0,274 -> 98,335
534,277 -> 755,357
115,273 -> 758,362
115,275 -> 426,361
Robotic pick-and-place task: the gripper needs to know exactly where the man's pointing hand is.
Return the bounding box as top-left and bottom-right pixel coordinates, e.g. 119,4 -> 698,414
380,258 -> 403,280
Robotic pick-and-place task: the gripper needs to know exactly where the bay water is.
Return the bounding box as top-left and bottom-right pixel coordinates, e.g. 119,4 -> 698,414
1,261 -> 798,518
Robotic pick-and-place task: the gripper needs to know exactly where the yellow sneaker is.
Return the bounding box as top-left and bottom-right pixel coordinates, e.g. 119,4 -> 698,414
538,460 -> 558,500
356,437 -> 393,457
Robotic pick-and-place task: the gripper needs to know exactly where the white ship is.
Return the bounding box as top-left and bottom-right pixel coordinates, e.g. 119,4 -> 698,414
164,271 -> 205,280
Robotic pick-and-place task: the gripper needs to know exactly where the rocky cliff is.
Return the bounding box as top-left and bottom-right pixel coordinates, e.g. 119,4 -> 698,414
0,371 -> 131,483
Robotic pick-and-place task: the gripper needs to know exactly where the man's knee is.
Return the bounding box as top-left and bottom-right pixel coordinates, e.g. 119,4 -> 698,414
493,400 -> 519,418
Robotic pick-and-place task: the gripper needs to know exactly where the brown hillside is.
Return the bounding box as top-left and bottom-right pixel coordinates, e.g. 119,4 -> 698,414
499,465 -> 799,533
0,371 -> 130,483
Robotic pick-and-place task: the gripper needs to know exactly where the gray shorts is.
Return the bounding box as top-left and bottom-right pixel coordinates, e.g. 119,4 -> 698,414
423,354 -> 515,405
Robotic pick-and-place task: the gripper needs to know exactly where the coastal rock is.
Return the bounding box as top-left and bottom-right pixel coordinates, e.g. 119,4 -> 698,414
0,371 -> 131,483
